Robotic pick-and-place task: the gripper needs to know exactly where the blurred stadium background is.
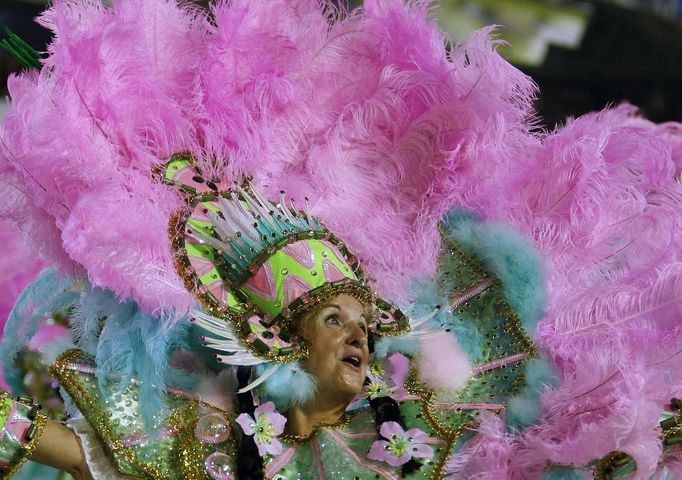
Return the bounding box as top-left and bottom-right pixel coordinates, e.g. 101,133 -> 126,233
1,0 -> 681,127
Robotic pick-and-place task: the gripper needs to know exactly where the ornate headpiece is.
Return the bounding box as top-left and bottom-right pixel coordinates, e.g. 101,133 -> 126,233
162,154 -> 409,369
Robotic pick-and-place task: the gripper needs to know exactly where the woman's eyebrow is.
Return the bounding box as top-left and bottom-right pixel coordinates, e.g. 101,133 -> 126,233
326,304 -> 368,325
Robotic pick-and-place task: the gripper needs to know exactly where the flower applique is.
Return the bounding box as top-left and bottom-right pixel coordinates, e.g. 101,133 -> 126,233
368,422 -> 434,467
236,401 -> 286,457
365,352 -> 410,400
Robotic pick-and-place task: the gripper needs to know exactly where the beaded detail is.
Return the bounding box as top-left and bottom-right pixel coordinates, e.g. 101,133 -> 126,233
0,390 -> 48,478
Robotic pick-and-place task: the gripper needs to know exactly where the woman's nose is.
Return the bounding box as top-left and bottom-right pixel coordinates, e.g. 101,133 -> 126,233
345,322 -> 367,349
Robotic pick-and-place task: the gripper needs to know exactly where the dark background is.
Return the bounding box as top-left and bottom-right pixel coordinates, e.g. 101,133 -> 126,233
524,1 -> 682,126
2,0 -> 681,128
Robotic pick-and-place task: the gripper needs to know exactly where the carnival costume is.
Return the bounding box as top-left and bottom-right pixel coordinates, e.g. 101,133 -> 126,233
0,0 -> 681,479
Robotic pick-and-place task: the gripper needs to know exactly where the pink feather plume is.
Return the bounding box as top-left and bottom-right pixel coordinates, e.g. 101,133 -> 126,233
0,0 -> 538,311
417,332 -> 472,391
460,105 -> 682,477
0,2 -> 681,477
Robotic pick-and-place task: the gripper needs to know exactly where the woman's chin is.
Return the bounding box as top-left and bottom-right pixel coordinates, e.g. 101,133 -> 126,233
331,372 -> 365,399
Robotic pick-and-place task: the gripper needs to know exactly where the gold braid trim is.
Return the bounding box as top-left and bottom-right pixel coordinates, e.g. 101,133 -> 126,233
1,409 -> 48,480
402,370 -> 471,480
432,435 -> 458,480
594,408 -> 682,479
171,404 -> 210,480
279,412 -> 353,445
662,407 -> 682,445
169,209 -> 239,321
49,349 -> 158,479
593,451 -> 631,480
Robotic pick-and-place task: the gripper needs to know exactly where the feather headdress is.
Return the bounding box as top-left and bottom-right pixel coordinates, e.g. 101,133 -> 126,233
1,0 -> 681,477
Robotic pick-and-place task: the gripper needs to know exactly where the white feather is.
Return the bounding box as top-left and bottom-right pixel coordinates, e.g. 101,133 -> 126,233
237,363 -> 281,393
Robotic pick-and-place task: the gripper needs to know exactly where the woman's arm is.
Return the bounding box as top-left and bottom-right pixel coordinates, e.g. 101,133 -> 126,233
1,391 -> 92,479
30,420 -> 93,480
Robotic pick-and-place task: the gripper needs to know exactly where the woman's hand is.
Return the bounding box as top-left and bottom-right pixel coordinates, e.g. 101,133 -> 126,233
30,420 -> 94,480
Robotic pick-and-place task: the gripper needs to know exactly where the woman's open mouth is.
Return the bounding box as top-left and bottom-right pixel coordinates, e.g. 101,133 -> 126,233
341,354 -> 362,370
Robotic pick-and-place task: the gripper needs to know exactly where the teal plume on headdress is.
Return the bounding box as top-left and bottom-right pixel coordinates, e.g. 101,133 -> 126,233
186,185 -> 326,285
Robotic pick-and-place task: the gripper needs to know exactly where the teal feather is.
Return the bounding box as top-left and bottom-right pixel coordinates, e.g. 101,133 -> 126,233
368,276 -> 443,359
0,268 -> 78,393
505,356 -> 558,428
407,210 -> 545,364
441,210 -> 546,330
374,335 -> 422,359
89,293 -> 192,426
58,385 -> 78,418
409,279 -> 485,361
1,276 -> 196,425
408,211 -> 552,428
165,365 -> 200,391
71,286 -> 131,355
542,466 -> 582,480
257,361 -> 317,410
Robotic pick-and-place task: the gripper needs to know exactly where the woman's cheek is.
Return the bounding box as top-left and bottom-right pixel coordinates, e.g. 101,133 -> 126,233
337,367 -> 365,394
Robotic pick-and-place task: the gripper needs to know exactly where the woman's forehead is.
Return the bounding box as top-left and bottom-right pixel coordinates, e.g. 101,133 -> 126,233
302,294 -> 372,324
321,294 -> 371,316
296,295 -> 371,341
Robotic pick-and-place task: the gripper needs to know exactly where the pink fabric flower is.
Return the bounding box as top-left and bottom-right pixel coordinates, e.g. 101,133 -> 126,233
368,421 -> 434,467
236,401 -> 286,457
365,353 -> 410,400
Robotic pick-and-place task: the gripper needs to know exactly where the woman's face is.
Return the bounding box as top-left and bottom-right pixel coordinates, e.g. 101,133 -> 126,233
300,294 -> 370,402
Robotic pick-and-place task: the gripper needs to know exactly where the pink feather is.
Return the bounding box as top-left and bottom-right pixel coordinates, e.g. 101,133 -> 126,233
0,0 -> 538,310
0,2 -> 681,476
417,332 -> 472,391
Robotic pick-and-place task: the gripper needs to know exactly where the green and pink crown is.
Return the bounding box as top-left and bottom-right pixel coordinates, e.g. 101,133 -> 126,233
162,154 -> 409,364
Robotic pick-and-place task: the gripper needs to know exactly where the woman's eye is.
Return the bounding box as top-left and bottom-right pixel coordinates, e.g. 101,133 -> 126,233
325,315 -> 341,326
